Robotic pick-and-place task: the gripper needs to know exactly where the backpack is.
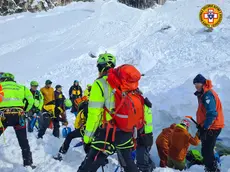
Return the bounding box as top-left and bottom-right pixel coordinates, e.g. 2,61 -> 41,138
105,64 -> 145,133
74,96 -> 88,111
186,150 -> 203,168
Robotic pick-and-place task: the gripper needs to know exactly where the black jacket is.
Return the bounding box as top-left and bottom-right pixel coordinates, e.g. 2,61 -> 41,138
54,90 -> 65,109
69,85 -> 82,100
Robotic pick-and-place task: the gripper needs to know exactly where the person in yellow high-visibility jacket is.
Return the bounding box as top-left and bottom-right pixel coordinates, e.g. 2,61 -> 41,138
0,73 -> 35,169
69,80 -> 83,115
77,53 -> 139,172
84,84 -> 92,98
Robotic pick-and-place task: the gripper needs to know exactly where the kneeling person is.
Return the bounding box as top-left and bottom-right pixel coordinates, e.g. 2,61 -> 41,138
54,97 -> 88,161
167,119 -> 200,171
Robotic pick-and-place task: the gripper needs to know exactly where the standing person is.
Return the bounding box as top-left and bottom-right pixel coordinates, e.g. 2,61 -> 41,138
156,123 -> 176,167
27,81 -> 44,132
84,84 -> 92,97
40,80 -> 55,105
0,73 -> 35,168
38,85 -> 69,138
193,74 -> 224,172
77,53 -> 144,172
69,80 -> 82,115
136,97 -> 155,172
38,80 -> 55,138
53,85 -> 68,137
167,119 -> 200,171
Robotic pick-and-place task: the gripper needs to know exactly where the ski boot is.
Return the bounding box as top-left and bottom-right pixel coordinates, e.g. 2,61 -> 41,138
53,153 -> 63,161
204,167 -> 221,172
25,165 -> 36,169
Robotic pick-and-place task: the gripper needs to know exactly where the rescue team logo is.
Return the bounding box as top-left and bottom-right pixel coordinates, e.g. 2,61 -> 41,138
199,4 -> 223,28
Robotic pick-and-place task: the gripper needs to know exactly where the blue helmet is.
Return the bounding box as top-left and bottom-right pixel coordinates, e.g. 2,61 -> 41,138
74,80 -> 79,84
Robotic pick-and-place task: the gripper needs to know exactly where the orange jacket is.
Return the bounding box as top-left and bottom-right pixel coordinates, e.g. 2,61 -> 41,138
0,84 -> 3,102
156,123 -> 176,149
168,124 -> 200,162
196,80 -> 224,129
40,87 -> 55,105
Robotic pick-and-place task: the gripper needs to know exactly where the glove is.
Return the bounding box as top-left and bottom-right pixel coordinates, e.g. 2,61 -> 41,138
102,159 -> 109,167
143,133 -> 154,146
196,130 -> 201,140
197,124 -> 202,130
197,126 -> 207,140
83,143 -> 91,154
83,135 -> 92,144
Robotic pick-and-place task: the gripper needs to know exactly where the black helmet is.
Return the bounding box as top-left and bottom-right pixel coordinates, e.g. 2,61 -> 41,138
55,85 -> 62,89
45,80 -> 52,85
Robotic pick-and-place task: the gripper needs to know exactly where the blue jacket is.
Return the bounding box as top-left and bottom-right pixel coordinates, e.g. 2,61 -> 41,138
200,90 -> 217,129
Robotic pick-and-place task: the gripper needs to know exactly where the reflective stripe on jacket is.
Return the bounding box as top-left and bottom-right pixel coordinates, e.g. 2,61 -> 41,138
0,81 -> 34,111
84,76 -> 114,144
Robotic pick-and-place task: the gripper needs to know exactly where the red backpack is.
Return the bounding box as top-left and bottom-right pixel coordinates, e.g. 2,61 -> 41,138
104,64 -> 145,134
93,65 -> 145,159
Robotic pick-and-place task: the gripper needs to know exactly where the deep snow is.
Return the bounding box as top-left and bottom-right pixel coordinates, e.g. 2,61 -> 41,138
1,0 -> 230,171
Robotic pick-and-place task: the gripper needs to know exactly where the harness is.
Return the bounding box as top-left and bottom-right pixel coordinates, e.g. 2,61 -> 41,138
0,107 -> 25,143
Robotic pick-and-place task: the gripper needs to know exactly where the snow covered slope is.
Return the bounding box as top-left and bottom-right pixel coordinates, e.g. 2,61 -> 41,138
1,0 -> 230,171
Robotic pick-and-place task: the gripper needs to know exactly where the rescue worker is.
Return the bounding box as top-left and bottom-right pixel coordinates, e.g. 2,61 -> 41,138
38,85 -> 67,138
54,96 -> 88,161
167,119 -> 200,171
54,85 -> 67,137
69,80 -> 82,115
84,84 -> 92,97
193,74 -> 224,172
0,73 -> 35,168
40,80 -> 55,105
136,97 -> 155,172
27,81 -> 44,132
77,53 -> 139,172
156,123 -> 176,167
38,80 -> 55,138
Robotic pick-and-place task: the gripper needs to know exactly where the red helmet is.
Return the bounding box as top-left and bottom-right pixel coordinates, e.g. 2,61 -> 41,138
181,119 -> 191,128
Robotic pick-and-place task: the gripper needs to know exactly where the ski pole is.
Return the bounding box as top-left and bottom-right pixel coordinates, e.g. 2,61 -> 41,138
101,166 -> 105,172
114,165 -> 119,172
74,141 -> 84,147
